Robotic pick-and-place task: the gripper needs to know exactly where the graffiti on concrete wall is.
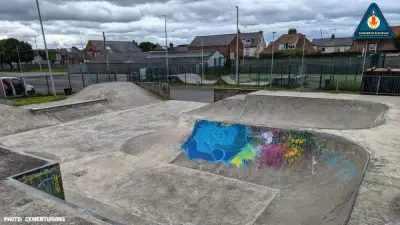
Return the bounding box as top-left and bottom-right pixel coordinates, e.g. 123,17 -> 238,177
181,120 -> 356,187
13,163 -> 65,200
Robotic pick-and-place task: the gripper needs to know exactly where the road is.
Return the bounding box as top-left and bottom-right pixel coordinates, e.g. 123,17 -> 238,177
170,86 -> 214,103
0,73 -> 129,95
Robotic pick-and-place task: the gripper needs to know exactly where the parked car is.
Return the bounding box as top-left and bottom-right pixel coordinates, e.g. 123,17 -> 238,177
1,77 -> 35,98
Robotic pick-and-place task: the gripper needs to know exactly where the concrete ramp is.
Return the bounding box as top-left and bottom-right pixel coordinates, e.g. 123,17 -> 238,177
172,73 -> 218,84
186,90 -> 388,129
221,75 -> 270,86
174,119 -> 369,225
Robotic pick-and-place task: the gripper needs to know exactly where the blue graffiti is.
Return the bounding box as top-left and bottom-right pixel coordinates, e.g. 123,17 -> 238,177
320,153 -> 356,188
181,120 -> 254,164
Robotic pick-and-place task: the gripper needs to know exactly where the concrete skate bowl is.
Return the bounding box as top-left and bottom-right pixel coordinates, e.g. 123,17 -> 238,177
0,82 -> 162,136
187,93 -> 388,129
173,120 -> 369,225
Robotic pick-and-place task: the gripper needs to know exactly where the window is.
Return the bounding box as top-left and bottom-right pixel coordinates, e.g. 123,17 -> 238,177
245,39 -> 251,43
279,43 -> 295,50
321,47 -> 325,52
368,43 -> 377,51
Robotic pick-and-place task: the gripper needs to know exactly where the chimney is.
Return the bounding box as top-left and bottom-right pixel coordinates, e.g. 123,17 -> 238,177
288,28 -> 297,35
169,42 -> 174,49
331,34 -> 335,39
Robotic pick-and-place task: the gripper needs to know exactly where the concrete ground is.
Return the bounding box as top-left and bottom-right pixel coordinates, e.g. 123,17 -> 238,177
1,82 -> 400,224
170,86 -> 214,103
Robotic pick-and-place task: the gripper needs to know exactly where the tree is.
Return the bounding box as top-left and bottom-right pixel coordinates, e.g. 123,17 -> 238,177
39,49 -> 57,63
0,38 -> 34,70
394,34 -> 400,50
139,41 -> 158,52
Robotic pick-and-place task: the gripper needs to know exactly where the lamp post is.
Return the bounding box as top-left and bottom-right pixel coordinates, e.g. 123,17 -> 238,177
270,31 -> 276,88
36,0 -> 56,96
34,37 -> 42,72
300,35 -> 306,91
235,6 -> 239,85
201,39 -> 204,84
163,15 -> 169,81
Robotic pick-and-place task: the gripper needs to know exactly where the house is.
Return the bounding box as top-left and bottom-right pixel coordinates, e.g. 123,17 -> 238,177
56,47 -> 83,64
144,50 -> 226,67
350,26 -> 400,53
262,28 -> 316,54
240,31 -> 266,58
170,43 -> 189,53
85,40 -> 141,60
88,52 -> 150,63
312,35 -> 354,53
188,33 -> 243,58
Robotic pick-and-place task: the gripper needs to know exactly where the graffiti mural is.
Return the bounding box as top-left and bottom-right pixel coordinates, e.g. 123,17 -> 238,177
13,163 -> 65,200
181,120 -> 356,187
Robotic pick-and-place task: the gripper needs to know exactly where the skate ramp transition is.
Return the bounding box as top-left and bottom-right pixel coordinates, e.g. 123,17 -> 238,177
174,119 -> 369,225
186,91 -> 388,129
0,82 -> 162,137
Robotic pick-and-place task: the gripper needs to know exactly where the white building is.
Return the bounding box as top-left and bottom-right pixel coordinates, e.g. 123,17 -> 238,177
240,31 -> 266,58
312,35 -> 354,54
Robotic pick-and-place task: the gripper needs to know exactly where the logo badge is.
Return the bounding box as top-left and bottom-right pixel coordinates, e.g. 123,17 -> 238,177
354,3 -> 393,40
367,11 -> 380,29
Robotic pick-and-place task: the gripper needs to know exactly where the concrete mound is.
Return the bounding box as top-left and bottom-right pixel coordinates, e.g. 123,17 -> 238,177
0,104 -> 59,137
175,120 -> 369,225
186,90 -> 388,129
0,82 -> 163,137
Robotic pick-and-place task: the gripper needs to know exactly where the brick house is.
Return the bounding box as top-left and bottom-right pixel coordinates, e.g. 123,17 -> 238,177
55,47 -> 83,64
350,26 -> 400,53
188,33 -> 243,58
85,40 -> 141,61
262,29 -> 316,54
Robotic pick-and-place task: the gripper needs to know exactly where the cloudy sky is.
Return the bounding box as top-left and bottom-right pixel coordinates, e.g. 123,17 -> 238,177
0,0 -> 400,49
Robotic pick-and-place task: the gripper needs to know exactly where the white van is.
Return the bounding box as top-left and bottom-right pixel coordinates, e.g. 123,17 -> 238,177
1,77 -> 35,98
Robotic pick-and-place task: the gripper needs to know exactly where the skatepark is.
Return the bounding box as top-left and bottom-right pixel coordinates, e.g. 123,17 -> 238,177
1,82 -> 400,225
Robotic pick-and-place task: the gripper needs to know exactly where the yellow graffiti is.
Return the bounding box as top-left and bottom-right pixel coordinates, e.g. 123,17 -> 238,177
284,137 -> 306,164
221,123 -> 231,127
24,169 -> 62,194
24,169 -> 51,184
230,144 -> 257,167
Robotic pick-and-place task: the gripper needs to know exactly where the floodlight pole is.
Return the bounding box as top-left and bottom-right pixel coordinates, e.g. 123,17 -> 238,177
35,37 -> 42,72
270,31 -> 276,88
235,6 -> 239,85
36,0 -> 56,96
163,15 -> 169,81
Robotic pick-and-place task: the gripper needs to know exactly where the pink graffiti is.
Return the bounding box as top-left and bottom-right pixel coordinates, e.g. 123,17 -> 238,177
259,144 -> 289,168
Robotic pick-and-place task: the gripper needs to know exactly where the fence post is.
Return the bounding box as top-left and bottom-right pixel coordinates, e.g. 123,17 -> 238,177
68,73 -> 72,89
336,76 -> 340,92
45,75 -> 50,95
81,72 -> 85,88
114,72 -> 117,82
96,72 -> 99,83
376,76 -> 381,95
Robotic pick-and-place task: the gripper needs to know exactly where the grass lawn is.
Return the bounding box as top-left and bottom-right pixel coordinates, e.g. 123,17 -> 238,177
1,68 -> 68,73
12,94 -> 68,106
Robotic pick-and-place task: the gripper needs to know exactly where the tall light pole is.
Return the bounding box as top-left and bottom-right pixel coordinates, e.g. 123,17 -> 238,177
300,35 -> 306,91
34,37 -> 42,72
36,0 -> 56,96
16,46 -> 23,72
270,31 -> 276,88
201,38 -> 204,84
235,6 -> 239,85
80,32 -> 85,64
163,15 -> 169,81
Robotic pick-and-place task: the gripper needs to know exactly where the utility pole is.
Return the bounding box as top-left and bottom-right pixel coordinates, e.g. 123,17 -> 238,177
201,38 -> 204,84
270,31 -> 276,88
16,46 -> 23,72
235,6 -> 239,85
36,0 -> 56,96
80,36 -> 85,64
301,35 -> 306,91
102,32 -> 109,73
163,15 -> 169,81
35,37 -> 42,72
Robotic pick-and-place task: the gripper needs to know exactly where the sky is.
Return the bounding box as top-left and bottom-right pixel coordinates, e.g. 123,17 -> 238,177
0,0 -> 400,49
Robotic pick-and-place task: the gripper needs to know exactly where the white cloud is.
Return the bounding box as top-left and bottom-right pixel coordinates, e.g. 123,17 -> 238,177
0,0 -> 399,49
